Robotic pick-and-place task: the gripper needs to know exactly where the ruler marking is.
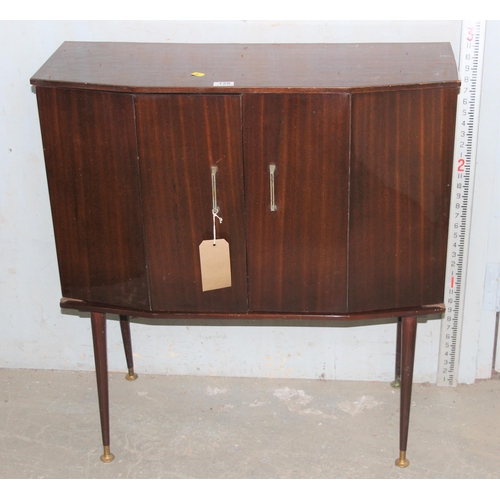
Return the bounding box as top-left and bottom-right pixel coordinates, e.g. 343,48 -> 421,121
437,20 -> 486,387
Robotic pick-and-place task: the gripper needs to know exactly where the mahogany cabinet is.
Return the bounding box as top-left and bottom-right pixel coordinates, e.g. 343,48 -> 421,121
31,42 -> 459,467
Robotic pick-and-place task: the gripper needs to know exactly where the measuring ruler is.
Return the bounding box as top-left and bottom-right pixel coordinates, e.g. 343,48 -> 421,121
437,20 -> 486,387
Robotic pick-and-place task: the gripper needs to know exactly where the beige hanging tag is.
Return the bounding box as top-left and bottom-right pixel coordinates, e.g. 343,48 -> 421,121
199,239 -> 232,292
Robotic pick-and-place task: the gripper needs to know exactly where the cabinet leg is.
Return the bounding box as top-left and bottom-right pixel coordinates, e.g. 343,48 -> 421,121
91,312 -> 115,463
119,315 -> 138,381
395,316 -> 417,468
391,317 -> 402,388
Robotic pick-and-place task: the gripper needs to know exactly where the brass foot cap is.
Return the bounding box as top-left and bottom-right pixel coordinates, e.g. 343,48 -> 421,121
100,446 -> 115,463
125,371 -> 138,381
395,451 -> 409,468
395,458 -> 409,468
391,378 -> 401,389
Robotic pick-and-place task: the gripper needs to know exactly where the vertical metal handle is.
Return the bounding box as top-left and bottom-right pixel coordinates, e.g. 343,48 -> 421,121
211,166 -> 219,213
269,163 -> 277,212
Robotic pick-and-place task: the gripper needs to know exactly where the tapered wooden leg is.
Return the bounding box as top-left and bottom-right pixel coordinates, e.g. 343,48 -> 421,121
391,317 -> 402,388
119,315 -> 138,381
91,312 -> 114,463
395,316 -> 417,468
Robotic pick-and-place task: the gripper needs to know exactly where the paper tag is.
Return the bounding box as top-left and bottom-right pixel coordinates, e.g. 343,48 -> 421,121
213,81 -> 234,87
199,239 -> 232,292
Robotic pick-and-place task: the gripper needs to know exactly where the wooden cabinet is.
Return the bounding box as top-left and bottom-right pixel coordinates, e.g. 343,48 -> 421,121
31,42 -> 459,467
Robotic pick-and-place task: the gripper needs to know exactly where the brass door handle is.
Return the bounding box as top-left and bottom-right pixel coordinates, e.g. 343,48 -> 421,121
211,165 -> 219,214
269,163 -> 277,212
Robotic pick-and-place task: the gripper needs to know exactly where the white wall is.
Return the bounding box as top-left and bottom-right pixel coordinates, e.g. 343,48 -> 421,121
1,20 -> 497,383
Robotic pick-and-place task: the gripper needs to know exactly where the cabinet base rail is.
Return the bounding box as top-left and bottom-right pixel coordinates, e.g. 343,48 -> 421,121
78,299 -> 436,468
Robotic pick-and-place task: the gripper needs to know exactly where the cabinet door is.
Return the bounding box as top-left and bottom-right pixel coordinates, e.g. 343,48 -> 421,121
135,94 -> 247,313
36,87 -> 150,309
243,94 -> 350,313
349,88 -> 457,312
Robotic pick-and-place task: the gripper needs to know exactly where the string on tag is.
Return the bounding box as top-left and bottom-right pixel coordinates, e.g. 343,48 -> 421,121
212,209 -> 223,245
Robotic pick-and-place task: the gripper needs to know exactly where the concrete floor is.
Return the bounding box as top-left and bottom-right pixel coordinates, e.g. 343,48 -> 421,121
0,368 -> 499,479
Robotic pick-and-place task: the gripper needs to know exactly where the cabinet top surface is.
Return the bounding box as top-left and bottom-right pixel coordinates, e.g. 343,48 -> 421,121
31,41 -> 459,93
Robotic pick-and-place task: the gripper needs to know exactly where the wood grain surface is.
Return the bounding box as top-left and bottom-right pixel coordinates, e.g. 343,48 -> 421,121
36,87 -> 150,309
135,94 -> 248,312
31,42 -> 459,93
243,93 -> 350,313
348,87 -> 458,311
